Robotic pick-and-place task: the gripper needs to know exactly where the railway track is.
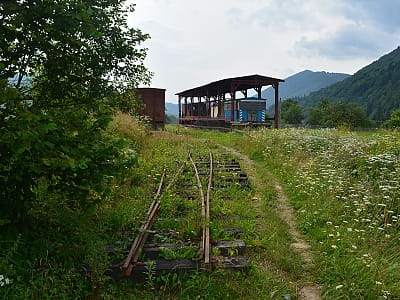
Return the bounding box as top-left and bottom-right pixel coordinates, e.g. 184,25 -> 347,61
108,151 -> 250,280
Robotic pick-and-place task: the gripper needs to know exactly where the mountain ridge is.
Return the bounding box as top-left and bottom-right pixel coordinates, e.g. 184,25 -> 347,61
260,70 -> 350,102
299,46 -> 400,121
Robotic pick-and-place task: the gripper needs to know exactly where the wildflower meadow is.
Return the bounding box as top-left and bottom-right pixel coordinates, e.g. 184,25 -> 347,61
250,128 -> 400,299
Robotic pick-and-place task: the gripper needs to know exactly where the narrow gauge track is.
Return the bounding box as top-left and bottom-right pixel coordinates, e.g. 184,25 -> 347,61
188,152 -> 213,271
109,152 -> 250,280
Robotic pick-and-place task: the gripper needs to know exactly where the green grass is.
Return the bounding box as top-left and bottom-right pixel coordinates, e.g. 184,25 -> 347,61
6,120 -> 398,299
175,125 -> 400,298
244,127 -> 400,299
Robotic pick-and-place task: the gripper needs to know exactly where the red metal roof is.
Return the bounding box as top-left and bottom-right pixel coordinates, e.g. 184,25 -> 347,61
176,74 -> 284,98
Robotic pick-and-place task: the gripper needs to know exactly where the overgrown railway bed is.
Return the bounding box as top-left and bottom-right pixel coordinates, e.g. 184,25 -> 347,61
107,151 -> 251,281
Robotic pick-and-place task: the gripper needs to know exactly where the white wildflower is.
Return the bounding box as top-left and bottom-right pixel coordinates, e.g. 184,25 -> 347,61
336,284 -> 344,289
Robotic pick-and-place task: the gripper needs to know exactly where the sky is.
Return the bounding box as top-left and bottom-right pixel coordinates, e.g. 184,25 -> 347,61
128,0 -> 400,103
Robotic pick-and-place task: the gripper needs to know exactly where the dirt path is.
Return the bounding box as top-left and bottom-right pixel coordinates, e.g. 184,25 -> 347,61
219,145 -> 321,300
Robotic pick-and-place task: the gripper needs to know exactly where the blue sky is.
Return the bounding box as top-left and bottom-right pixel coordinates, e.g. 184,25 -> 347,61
129,0 -> 400,103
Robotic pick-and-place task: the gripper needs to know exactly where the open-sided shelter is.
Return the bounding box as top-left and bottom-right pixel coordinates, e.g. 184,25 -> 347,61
176,74 -> 284,128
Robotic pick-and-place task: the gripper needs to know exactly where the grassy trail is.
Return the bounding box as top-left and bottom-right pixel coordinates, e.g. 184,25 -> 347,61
218,144 -> 321,300
174,126 -> 400,299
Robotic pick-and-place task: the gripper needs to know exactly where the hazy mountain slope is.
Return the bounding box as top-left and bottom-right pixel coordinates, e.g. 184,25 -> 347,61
166,102 -> 179,116
299,47 -> 400,121
261,70 -> 350,101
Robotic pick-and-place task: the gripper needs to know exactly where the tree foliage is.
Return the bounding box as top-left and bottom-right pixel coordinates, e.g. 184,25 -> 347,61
386,109 -> 400,129
280,99 -> 304,124
0,1 -> 150,224
1,0 -> 151,106
308,98 -> 372,128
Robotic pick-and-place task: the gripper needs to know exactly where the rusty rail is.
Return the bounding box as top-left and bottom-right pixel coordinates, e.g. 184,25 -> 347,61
112,153 -> 250,279
122,170 -> 166,276
188,152 -> 213,270
188,153 -> 205,259
205,152 -> 213,270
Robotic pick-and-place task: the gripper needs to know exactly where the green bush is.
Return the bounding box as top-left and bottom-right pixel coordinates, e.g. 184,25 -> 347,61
386,109 -> 400,129
0,91 -> 137,224
308,98 -> 372,128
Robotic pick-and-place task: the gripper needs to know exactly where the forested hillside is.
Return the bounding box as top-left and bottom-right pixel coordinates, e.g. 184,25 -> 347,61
299,46 -> 400,121
260,70 -> 349,102
166,102 -> 179,116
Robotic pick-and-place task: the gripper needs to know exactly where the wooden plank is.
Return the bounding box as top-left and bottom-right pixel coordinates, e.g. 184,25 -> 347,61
213,240 -> 246,256
214,256 -> 248,270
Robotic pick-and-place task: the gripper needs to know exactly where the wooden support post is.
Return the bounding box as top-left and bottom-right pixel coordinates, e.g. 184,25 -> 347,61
178,96 -> 182,123
190,97 -> 194,117
217,94 -> 222,118
273,83 -> 279,129
208,97 -> 211,118
236,97 -> 239,122
221,93 -> 226,118
230,91 -> 235,122
198,96 -> 201,117
184,97 -> 188,119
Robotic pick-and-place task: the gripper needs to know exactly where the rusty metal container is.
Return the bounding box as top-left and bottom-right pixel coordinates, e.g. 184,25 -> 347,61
136,88 -> 166,129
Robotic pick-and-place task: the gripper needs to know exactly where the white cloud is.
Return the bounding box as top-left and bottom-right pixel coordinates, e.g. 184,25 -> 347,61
128,0 -> 400,103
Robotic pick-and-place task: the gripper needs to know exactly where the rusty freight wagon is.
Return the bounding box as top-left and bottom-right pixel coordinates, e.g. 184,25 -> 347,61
136,88 -> 166,129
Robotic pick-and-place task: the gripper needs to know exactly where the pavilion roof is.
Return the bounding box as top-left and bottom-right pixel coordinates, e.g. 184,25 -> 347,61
176,74 -> 284,98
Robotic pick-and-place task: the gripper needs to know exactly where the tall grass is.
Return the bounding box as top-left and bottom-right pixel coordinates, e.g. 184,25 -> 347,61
107,110 -> 148,149
248,128 -> 400,298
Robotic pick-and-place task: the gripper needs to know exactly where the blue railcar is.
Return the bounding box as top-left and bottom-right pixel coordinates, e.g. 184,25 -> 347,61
224,97 -> 267,123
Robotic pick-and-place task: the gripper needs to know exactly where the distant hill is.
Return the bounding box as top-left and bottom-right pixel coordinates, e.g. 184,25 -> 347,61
166,102 -> 179,117
299,46 -> 400,121
260,70 -> 350,103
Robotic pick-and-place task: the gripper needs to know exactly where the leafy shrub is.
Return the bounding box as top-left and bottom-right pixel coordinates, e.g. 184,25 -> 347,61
308,98 -> 372,128
0,94 -> 137,224
386,109 -> 400,129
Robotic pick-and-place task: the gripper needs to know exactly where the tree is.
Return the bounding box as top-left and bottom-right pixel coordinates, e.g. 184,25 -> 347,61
1,0 -> 151,106
0,1 -> 151,223
280,99 -> 304,124
166,114 -> 178,124
308,98 -> 371,128
386,109 -> 400,128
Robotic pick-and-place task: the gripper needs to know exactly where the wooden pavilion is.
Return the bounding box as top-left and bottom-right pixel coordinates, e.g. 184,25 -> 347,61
176,74 -> 284,129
